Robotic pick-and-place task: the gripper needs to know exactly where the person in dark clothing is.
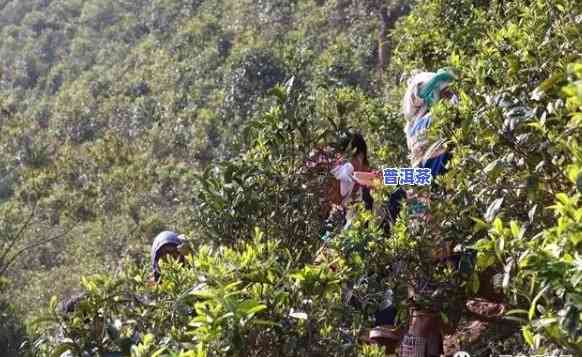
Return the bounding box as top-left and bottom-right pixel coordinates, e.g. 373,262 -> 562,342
149,231 -> 188,283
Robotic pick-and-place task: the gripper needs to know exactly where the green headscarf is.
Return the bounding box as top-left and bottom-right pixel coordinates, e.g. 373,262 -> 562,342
418,68 -> 456,106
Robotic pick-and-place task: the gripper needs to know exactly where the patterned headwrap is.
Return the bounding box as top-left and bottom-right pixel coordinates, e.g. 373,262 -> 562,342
402,68 -> 458,167
151,231 -> 185,279
402,68 -> 457,121
418,68 -> 456,106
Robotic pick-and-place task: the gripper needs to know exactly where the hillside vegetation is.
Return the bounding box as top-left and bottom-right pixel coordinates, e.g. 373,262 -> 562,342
0,0 -> 581,356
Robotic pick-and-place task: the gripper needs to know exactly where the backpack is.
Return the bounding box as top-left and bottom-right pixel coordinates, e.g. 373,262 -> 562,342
303,145 -> 345,219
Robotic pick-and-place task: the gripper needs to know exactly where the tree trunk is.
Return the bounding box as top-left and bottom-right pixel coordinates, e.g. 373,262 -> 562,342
377,3 -> 413,81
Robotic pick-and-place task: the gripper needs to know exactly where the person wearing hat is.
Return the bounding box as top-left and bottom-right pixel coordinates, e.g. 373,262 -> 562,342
402,68 -> 458,174
398,68 -> 459,357
150,231 -> 189,283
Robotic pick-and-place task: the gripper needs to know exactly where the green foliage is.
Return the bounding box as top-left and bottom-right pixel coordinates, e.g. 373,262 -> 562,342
512,64 -> 582,353
386,0 -> 582,353
0,277 -> 27,356
30,229 -> 360,356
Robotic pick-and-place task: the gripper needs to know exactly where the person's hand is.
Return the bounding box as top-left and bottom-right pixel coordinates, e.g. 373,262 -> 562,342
177,242 -> 192,255
353,171 -> 381,188
146,273 -> 157,288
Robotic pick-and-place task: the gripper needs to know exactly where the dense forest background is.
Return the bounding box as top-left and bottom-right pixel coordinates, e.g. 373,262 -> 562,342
0,0 -> 580,356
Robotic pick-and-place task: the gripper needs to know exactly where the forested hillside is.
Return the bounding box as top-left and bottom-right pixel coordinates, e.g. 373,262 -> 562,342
0,0 -> 580,356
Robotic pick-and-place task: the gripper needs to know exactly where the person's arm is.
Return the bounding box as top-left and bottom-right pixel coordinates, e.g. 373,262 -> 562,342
353,171 -> 382,188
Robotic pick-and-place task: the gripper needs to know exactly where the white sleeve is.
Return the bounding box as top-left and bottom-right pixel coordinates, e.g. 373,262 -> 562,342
330,162 -> 355,198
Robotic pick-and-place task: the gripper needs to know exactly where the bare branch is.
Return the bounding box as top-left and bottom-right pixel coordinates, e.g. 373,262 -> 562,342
0,202 -> 37,267
0,224 -> 75,277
